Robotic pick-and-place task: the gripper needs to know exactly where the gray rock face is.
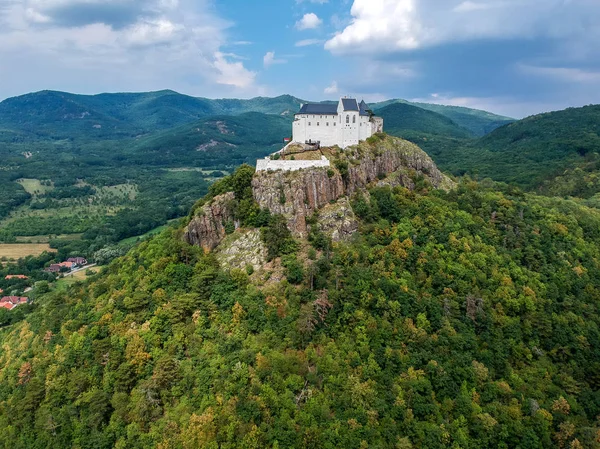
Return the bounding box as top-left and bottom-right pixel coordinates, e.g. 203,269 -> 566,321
252,136 -> 453,237
317,198 -> 359,242
215,229 -> 268,271
183,192 -> 237,251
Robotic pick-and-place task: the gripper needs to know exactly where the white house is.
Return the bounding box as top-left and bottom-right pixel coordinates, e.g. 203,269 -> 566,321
292,98 -> 384,149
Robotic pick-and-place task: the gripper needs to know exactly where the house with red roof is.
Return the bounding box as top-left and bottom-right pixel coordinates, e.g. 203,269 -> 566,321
0,296 -> 28,311
5,275 -> 29,280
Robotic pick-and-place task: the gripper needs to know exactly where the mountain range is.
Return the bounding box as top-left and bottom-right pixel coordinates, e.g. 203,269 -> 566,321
0,90 -> 512,142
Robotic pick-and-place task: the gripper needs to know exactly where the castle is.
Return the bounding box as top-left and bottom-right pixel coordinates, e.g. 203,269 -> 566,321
256,98 -> 384,172
293,98 -> 384,149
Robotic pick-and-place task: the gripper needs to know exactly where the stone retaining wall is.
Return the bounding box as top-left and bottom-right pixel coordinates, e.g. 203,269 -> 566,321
256,156 -> 330,172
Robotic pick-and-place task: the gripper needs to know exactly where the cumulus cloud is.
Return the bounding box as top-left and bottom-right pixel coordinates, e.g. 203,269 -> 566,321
214,52 -> 256,88
263,51 -> 287,68
295,12 -> 322,30
324,80 -> 338,94
325,0 -> 600,54
0,0 -> 261,98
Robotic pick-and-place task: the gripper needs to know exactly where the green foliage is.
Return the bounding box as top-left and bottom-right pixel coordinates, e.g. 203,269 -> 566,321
378,103 -> 474,139
0,181 -> 600,449
373,99 -> 514,136
435,105 -> 600,197
282,255 -> 305,284
334,160 -> 349,183
1,181 -> 600,447
261,214 -> 298,260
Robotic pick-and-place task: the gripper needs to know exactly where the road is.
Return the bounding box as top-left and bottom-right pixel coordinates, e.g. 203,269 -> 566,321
63,263 -> 98,278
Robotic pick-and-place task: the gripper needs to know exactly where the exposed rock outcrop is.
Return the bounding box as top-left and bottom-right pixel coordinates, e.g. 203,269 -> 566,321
215,229 -> 268,271
183,192 -> 237,251
317,198 -> 359,242
252,135 -> 454,237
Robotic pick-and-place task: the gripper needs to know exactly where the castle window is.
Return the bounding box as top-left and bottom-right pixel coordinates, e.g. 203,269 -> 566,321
334,122 -> 336,126
353,116 -> 356,124
346,115 -> 349,124
308,122 -> 311,126
317,122 -> 319,126
326,122 -> 329,126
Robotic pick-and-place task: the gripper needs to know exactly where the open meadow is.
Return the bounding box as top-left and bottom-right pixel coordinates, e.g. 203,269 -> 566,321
0,243 -> 55,261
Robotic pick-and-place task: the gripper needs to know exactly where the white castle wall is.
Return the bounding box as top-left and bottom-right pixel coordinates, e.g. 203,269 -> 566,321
256,156 -> 331,172
293,114 -> 339,147
293,99 -> 380,149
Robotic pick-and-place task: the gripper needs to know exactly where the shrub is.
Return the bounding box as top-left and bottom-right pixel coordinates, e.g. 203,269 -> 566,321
282,255 -> 304,284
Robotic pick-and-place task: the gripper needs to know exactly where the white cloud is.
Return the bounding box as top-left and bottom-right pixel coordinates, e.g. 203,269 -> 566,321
213,52 -> 256,88
123,19 -> 183,46
324,80 -> 338,94
325,0 -> 600,54
295,38 -> 323,47
0,0 -> 261,98
295,12 -> 322,30
263,51 -> 287,68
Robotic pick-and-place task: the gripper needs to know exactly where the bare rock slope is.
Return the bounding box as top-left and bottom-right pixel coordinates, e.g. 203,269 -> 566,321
252,135 -> 454,237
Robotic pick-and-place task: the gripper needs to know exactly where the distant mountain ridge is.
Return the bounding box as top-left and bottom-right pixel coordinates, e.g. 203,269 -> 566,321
372,99 -> 514,136
0,89 -> 512,141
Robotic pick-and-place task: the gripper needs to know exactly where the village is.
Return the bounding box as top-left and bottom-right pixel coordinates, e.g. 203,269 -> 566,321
0,256 -> 92,314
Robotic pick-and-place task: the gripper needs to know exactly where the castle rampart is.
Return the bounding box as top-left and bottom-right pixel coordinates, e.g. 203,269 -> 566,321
255,156 -> 330,172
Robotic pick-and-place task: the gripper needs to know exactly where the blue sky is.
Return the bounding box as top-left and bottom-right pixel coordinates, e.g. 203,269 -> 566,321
0,0 -> 599,117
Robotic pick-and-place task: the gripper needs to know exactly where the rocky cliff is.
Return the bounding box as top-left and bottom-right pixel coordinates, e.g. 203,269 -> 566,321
185,135 -> 454,251
252,135 -> 454,237
183,192 -> 237,251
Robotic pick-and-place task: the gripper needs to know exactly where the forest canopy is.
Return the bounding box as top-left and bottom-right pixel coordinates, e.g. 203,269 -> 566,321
0,174 -> 599,448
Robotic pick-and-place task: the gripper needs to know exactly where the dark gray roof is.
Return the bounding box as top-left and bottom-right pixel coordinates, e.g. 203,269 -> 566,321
359,100 -> 370,116
297,103 -> 338,115
341,98 -> 359,111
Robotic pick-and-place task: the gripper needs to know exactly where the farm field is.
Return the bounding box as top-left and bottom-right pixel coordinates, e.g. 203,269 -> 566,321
17,178 -> 53,196
15,234 -> 83,243
0,243 -> 55,260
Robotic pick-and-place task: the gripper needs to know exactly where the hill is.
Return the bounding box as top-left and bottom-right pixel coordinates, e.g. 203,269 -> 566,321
377,103 -> 474,139
376,103 -> 475,164
438,105 -> 600,196
1,153 -> 600,447
0,91 -> 303,142
373,99 -> 514,136
129,112 -> 292,167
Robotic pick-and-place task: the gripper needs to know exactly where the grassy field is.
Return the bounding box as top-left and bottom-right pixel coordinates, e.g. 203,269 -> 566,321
0,243 -> 55,260
56,267 -> 99,289
17,178 -> 53,196
15,234 -> 83,243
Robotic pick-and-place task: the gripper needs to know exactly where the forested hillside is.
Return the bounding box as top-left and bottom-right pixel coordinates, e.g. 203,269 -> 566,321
1,165 -> 600,448
434,105 -> 600,197
378,103 -> 474,139
372,100 -> 514,136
